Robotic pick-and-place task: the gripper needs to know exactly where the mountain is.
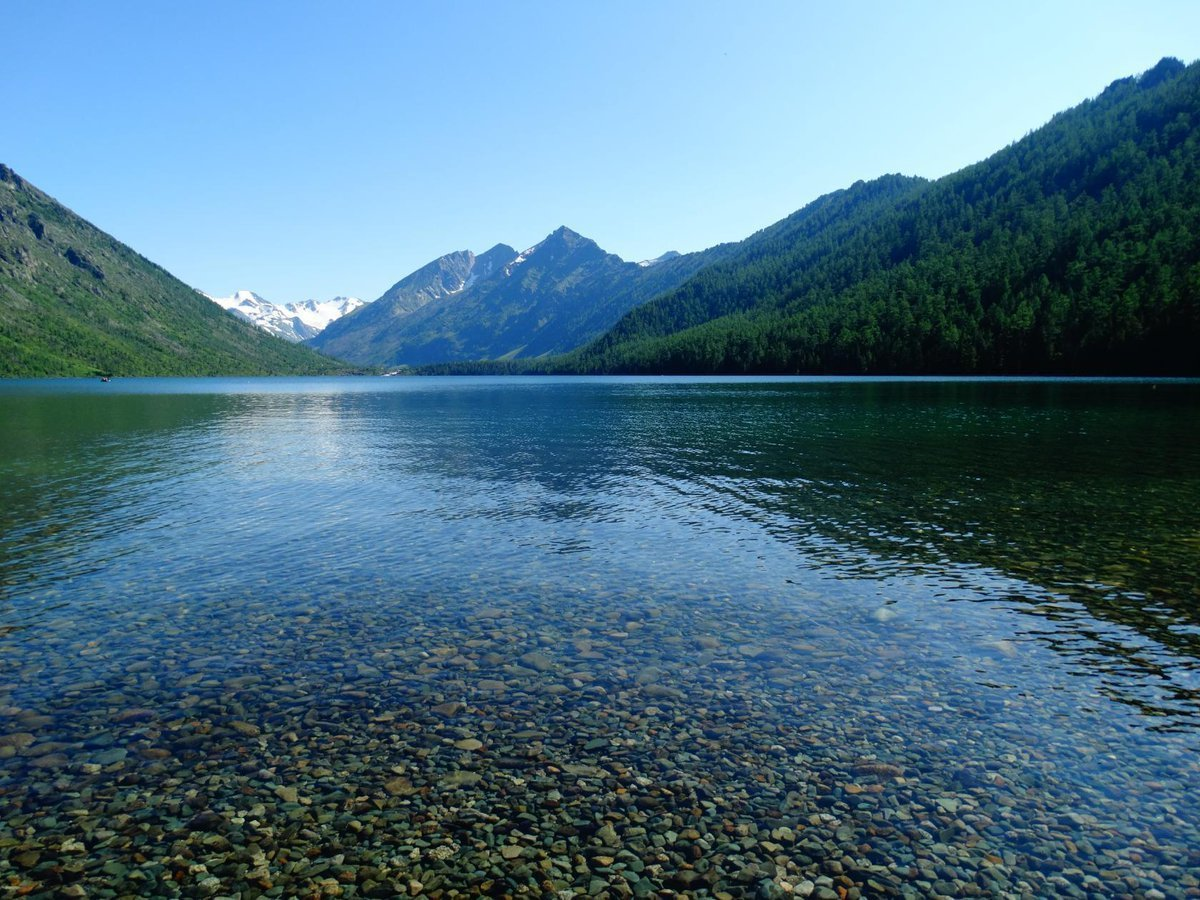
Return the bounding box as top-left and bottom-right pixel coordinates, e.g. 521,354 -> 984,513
209,289 -> 302,340
310,244 -> 515,363
544,57 -> 1200,375
289,296 -> 366,333
309,230 -> 732,367
376,244 -> 515,315
207,290 -> 364,342
0,165 -> 346,376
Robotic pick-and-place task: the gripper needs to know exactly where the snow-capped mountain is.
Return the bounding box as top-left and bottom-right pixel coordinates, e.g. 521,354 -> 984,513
288,296 -> 366,333
207,290 -> 365,342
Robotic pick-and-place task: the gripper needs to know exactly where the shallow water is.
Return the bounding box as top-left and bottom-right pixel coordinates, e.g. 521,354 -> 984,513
1,376 -> 1198,898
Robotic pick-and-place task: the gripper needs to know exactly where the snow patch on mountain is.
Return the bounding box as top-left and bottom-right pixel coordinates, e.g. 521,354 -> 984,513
504,251 -> 530,277
206,291 -> 365,342
637,251 -> 682,268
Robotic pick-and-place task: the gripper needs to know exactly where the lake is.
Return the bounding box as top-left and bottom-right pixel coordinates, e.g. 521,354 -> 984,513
1,376 -> 1198,898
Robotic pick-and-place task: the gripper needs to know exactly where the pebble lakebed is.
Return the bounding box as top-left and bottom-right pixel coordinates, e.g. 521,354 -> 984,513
1,577 -> 1197,899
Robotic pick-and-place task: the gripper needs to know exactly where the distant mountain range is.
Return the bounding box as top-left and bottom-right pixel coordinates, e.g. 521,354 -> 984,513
206,290 -> 365,342
0,166 -> 345,376
432,57 -> 1200,376
309,228 -> 731,367
2,58 -> 1196,377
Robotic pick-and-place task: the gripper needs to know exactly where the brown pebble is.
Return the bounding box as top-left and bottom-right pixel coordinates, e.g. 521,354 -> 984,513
30,752 -> 70,768
384,777 -> 416,796
113,708 -> 155,723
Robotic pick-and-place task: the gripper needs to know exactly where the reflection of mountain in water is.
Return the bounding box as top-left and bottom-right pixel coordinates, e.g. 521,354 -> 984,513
623,380 -> 1200,726
355,379 -> 1200,726
2,378 -> 1198,728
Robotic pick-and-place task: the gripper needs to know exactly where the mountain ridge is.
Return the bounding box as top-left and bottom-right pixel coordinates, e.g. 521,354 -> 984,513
5,58 -> 1196,377
309,227 -> 735,366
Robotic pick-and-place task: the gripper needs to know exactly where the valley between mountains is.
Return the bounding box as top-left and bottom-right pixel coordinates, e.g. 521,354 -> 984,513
2,58 -> 1198,377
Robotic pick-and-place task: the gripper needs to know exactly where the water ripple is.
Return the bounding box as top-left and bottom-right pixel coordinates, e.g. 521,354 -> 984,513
1,376 -> 1199,894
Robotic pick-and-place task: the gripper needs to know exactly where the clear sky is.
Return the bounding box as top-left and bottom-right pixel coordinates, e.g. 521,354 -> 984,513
4,1 -> 1199,304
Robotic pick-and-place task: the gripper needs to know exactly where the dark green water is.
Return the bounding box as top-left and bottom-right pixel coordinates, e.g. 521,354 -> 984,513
0,376 -> 1198,898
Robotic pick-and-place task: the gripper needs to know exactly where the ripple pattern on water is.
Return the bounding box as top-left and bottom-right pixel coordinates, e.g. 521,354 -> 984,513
0,376 -> 1198,897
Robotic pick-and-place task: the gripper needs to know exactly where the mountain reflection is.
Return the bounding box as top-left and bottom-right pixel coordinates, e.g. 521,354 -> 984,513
1,377 -> 1198,728
317,378 -> 1200,725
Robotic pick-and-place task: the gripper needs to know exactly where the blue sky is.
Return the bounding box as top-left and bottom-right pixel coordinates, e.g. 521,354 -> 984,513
4,1 -> 1199,304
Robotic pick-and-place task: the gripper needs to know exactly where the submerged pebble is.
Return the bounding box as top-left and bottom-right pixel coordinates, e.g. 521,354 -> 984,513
0,580 -> 1197,898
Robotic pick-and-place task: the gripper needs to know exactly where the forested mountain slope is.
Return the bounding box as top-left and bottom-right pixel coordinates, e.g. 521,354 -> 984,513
0,166 -> 346,377
549,57 -> 1199,375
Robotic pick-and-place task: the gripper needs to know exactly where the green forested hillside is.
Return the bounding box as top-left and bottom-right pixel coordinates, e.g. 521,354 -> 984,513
544,58 -> 1200,375
0,166 -> 347,376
